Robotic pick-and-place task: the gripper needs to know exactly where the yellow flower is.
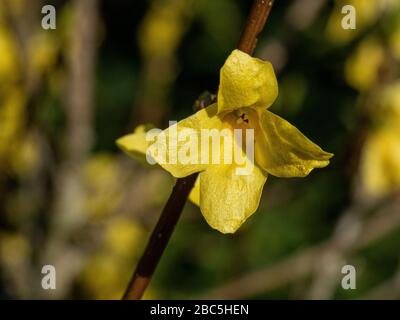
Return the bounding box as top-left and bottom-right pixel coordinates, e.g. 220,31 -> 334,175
118,50 -> 333,233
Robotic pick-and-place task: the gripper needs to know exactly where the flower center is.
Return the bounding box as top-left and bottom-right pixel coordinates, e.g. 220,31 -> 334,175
219,107 -> 260,154
235,108 -> 250,124
223,107 -> 257,130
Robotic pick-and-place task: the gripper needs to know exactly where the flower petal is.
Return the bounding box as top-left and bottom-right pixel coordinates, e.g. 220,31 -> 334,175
117,125 -> 201,206
199,162 -> 267,234
116,124 -> 156,165
218,49 -> 278,114
188,177 -> 200,207
149,103 -> 226,178
255,111 -> 333,177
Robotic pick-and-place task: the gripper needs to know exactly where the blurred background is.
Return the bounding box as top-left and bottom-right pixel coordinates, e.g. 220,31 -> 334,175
0,0 -> 399,299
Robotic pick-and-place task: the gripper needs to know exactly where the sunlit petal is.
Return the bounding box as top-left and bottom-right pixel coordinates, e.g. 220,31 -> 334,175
255,110 -> 333,177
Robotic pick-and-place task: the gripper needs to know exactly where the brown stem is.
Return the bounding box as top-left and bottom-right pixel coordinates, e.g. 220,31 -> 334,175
122,173 -> 198,300
237,0 -> 275,55
122,0 -> 275,300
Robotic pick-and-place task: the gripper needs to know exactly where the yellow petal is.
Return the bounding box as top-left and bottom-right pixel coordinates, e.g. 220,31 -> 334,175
116,124 -> 157,165
188,177 -> 200,207
149,103 -> 225,178
118,124 -> 201,206
218,49 -> 278,114
255,110 -> 333,177
199,162 -> 267,234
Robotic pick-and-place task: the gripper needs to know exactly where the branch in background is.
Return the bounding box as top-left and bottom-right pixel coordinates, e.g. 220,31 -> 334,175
198,193 -> 400,299
306,40 -> 400,299
3,0 -> 41,93
361,266 -> 400,300
65,0 -> 97,163
122,0 -> 276,300
40,0 -> 99,299
306,204 -> 366,299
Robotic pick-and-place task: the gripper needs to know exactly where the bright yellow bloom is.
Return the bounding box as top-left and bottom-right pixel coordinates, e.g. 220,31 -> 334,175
118,50 -> 333,233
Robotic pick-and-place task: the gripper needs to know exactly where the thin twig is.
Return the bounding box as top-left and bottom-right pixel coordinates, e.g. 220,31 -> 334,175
122,0 -> 275,300
237,0 -> 275,54
122,173 -> 198,300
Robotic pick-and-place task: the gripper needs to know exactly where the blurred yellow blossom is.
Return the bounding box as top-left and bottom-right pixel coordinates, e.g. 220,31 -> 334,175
79,218 -> 145,299
83,154 -> 124,219
0,26 -> 19,84
80,252 -> 126,299
345,37 -> 384,91
138,0 -> 191,58
28,32 -> 59,75
0,88 -> 26,162
104,218 -> 144,257
360,81 -> 400,197
361,127 -> 400,197
326,0 -> 379,44
0,232 -> 31,273
379,81 -> 400,119
11,131 -> 40,177
326,0 -> 400,45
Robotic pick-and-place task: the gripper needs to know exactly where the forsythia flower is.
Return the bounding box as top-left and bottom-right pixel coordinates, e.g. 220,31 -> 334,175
118,50 -> 333,233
